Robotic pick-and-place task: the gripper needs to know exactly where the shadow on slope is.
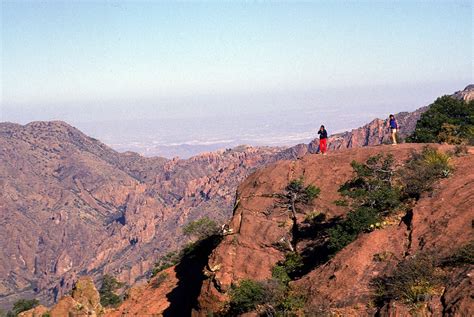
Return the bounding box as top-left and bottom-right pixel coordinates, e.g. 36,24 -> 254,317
163,235 -> 222,317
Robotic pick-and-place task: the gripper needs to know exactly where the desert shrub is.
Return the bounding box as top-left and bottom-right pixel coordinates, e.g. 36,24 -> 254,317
183,217 -> 219,240
150,272 -> 168,289
228,279 -> 268,313
151,251 -> 180,277
372,253 -> 444,306
6,299 -> 39,316
401,147 -> 453,199
407,95 -> 474,144
42,313 -> 51,317
339,154 -> 401,215
328,207 -> 380,252
333,199 -> 349,206
273,252 -> 304,280
327,154 -> 401,253
271,265 -> 291,285
442,240 -> 474,266
99,275 -> 124,308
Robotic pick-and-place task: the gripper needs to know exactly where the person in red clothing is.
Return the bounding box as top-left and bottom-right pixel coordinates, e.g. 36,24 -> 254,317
318,125 -> 328,155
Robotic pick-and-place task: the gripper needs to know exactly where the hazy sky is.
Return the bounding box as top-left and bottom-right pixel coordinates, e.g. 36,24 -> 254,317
0,1 -> 472,156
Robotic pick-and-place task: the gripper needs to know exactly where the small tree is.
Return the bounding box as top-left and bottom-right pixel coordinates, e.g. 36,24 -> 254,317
99,275 -> 124,308
282,177 -> 320,220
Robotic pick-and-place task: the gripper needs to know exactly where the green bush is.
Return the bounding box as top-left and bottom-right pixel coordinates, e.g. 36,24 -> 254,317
407,95 -> 474,145
151,251 -> 180,277
401,147 -> 453,199
328,207 -> 380,252
372,253 -> 444,306
183,217 -> 219,240
339,154 -> 401,215
228,279 -> 268,313
328,154 -> 399,253
9,299 -> 39,316
99,275 -> 124,308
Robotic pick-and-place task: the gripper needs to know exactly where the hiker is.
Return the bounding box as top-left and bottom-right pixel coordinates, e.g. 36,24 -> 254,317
388,114 -> 399,145
318,125 -> 328,155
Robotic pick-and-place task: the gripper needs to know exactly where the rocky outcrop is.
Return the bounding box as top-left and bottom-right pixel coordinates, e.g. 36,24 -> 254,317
195,144 -> 473,316
453,84 -> 474,102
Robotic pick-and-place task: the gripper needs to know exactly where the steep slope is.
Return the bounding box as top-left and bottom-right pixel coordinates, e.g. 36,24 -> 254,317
195,144 -> 473,316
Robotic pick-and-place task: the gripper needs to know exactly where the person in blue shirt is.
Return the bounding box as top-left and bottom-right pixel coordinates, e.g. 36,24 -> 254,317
388,114 -> 399,145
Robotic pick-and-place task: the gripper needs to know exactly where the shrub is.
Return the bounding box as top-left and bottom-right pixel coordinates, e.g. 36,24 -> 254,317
442,240 -> 474,266
328,207 -> 380,252
339,154 -> 401,215
151,251 -> 180,277
333,199 -> 349,206
99,275 -> 124,308
228,279 -> 268,313
271,265 -> 291,285
10,299 -> 39,316
407,95 -> 474,144
183,217 -> 219,241
401,147 -> 453,199
372,253 -> 444,306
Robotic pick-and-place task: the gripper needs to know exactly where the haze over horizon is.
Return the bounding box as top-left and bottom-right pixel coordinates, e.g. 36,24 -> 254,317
1,1 -> 472,157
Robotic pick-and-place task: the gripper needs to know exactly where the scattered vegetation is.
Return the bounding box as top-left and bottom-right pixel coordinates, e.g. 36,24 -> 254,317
328,154 -> 400,252
151,251 -> 181,277
2,299 -> 39,317
228,278 -> 305,316
401,146 -> 453,199
151,217 -> 222,277
228,279 -> 268,314
150,272 -> 169,289
407,95 -> 474,145
99,275 -> 124,308
183,217 -> 219,241
372,253 -> 444,306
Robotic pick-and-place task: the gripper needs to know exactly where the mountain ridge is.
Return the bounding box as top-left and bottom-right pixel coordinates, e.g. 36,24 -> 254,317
1,85 -> 472,310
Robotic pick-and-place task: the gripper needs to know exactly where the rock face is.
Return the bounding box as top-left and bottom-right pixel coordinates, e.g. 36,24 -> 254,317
195,144 -> 473,316
0,121 -> 281,308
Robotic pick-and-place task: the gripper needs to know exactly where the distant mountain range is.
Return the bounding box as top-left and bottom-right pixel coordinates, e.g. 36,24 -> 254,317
0,85 -> 472,309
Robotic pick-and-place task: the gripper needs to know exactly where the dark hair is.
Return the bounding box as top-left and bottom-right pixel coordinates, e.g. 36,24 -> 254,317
389,114 -> 394,118
320,125 -> 325,129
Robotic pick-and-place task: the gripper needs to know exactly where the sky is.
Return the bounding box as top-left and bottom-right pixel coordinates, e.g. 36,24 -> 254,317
1,1 -> 472,157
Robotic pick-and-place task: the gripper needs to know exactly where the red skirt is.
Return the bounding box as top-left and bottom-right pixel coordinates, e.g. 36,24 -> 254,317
320,138 -> 327,153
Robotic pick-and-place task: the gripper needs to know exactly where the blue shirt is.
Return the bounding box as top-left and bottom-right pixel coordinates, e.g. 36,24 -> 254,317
390,118 -> 398,129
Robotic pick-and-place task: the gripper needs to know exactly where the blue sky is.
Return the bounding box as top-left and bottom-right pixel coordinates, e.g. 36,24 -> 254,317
0,1 -> 472,156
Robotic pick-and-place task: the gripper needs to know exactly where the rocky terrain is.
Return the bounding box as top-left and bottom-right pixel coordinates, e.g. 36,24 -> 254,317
1,85 -> 472,311
31,143 -> 473,316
